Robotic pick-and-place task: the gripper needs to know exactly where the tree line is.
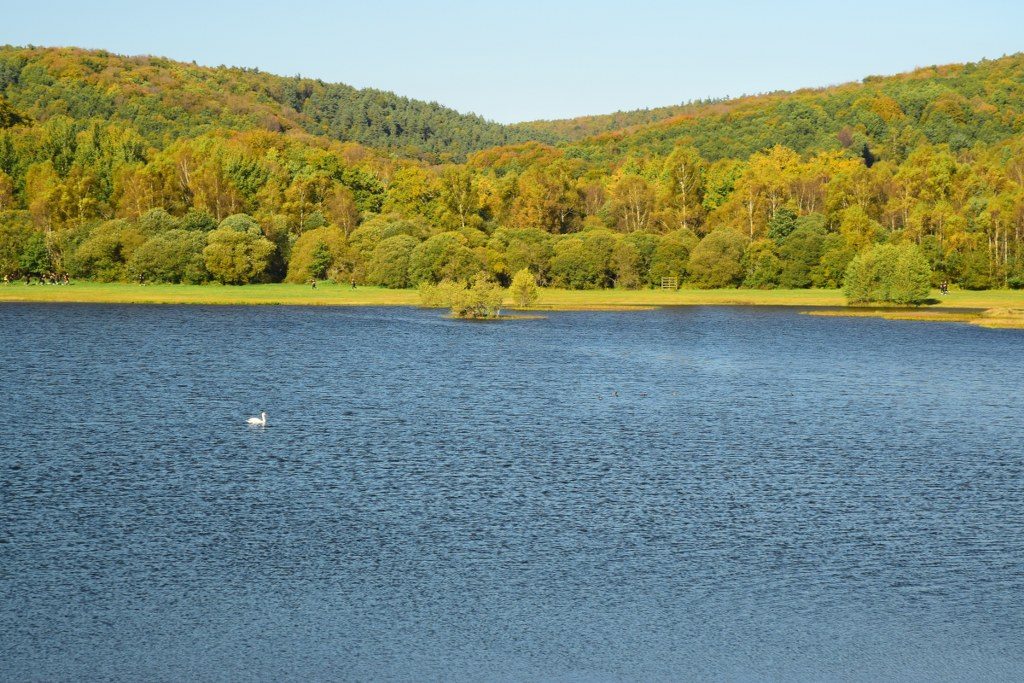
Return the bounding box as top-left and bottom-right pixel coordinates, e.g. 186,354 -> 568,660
1,123 -> 1019,292
0,46 -> 550,162
2,47 -> 1024,295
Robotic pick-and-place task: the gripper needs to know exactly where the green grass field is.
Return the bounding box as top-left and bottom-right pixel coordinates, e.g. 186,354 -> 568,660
3,281 -> 1024,311
0,282 -> 419,306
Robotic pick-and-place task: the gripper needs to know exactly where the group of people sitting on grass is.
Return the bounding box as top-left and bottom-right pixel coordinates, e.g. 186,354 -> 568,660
2,272 -> 71,285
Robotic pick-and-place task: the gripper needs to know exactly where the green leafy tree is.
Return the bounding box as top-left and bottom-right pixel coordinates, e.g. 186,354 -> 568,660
203,220 -> 276,284
0,97 -> 27,129
127,230 -> 208,283
309,242 -> 332,278
687,228 -> 747,288
0,170 -> 14,211
815,233 -> 860,288
137,208 -> 180,236
777,215 -> 826,288
409,232 -> 481,284
612,232 -> 659,288
743,238 -> 782,288
890,243 -> 933,303
285,226 -> 347,283
70,220 -> 146,281
843,242 -> 932,304
367,234 -> 419,288
548,231 -> 616,289
0,213 -> 35,276
486,227 -> 553,284
180,209 -> 218,232
648,229 -> 698,285
218,213 -> 262,234
509,268 -> 538,307
610,238 -> 643,288
766,207 -> 798,240
18,232 -> 51,276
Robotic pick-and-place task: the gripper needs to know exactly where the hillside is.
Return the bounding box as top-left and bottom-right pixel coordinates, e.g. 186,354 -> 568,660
557,55 -> 1024,162
2,45 -> 1024,297
512,100 -> 724,141
5,45 -> 1024,166
0,45 -> 552,161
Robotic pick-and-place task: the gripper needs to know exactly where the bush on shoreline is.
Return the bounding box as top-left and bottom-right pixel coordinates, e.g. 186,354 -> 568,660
419,274 -> 504,319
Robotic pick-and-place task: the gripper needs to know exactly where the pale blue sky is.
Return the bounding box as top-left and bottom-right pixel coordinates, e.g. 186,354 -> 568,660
3,0 -> 1022,123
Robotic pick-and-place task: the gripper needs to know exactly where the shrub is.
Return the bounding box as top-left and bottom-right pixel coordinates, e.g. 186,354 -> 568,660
419,274 -> 504,319
418,279 -> 464,308
450,274 -> 504,319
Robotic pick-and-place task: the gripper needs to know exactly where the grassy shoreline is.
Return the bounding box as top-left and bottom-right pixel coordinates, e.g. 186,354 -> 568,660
806,306 -> 1024,329
3,281 -> 1024,312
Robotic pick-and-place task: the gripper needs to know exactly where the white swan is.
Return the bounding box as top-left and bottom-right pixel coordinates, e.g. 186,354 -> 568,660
247,411 -> 267,426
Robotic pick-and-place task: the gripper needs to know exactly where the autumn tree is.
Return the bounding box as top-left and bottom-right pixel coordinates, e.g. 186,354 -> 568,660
285,226 -> 347,283
325,184 -> 359,236
608,171 -> 655,232
511,160 -> 583,233
439,167 -> 480,230
661,144 -> 705,230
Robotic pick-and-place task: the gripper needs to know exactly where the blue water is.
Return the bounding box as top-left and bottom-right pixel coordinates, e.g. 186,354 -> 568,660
1,304 -> 1022,681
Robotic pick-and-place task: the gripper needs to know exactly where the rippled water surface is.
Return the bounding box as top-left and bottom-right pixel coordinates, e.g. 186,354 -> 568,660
1,304 -> 1023,681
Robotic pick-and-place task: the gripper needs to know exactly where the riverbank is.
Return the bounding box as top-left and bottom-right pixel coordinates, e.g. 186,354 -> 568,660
807,306 -> 1024,329
3,282 -> 1024,312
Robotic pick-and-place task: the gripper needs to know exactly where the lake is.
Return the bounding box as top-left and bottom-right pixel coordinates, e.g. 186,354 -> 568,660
1,304 -> 1022,681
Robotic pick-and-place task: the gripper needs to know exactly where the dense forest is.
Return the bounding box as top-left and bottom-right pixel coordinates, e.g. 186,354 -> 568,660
0,46 -> 549,160
2,46 -> 1024,293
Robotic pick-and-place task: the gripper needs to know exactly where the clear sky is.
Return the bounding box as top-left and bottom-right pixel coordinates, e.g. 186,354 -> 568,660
3,0 -> 1023,123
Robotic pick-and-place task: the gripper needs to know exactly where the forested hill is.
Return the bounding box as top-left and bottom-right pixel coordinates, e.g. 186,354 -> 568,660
4,45 -> 1024,296
555,54 -> 1024,162
512,101 -> 723,141
5,45 -> 1024,165
0,45 -> 553,161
